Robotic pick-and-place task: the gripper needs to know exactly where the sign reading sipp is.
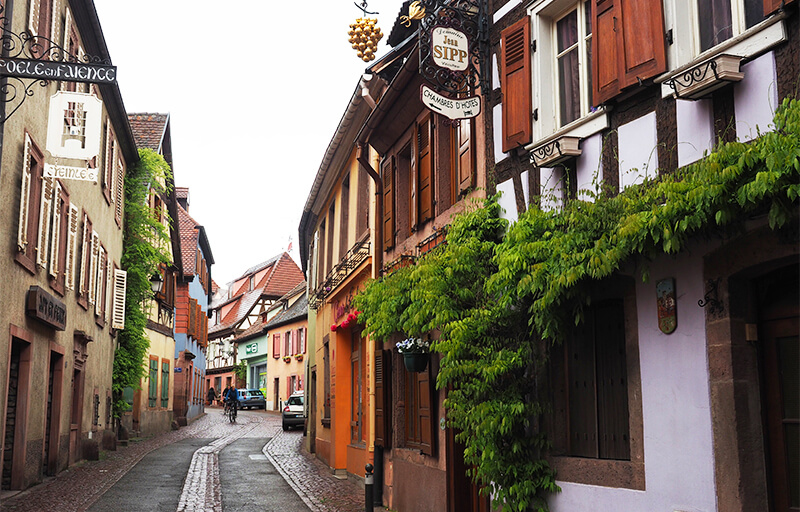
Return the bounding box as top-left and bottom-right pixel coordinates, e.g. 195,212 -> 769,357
431,27 -> 470,72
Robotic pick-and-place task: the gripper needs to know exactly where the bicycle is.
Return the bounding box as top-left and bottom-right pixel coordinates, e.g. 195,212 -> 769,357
225,400 -> 237,423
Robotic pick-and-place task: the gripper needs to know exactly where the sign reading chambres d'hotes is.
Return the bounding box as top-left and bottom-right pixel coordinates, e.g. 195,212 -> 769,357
0,58 -> 117,84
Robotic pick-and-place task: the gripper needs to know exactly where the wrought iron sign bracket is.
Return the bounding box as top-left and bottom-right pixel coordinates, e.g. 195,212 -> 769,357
698,277 -> 724,316
0,6 -> 116,123
418,0 -> 489,97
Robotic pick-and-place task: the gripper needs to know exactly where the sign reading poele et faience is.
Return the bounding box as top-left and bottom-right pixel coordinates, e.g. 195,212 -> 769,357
431,26 -> 470,72
0,58 -> 116,84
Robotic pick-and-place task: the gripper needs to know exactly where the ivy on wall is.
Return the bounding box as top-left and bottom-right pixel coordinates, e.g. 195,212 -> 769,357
355,97 -> 800,511
113,149 -> 173,417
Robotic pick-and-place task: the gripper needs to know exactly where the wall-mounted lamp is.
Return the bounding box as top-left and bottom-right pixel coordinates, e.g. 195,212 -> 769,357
150,273 -> 164,295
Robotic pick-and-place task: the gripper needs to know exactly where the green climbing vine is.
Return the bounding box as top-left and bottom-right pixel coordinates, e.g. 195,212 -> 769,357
355,97 -> 800,511
113,148 -> 173,418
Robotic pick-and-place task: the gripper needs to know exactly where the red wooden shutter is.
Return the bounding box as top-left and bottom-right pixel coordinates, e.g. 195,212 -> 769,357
592,0 -> 621,104
764,0 -> 795,15
375,349 -> 392,448
273,334 -> 281,358
458,119 -> 474,194
592,0 -> 667,105
416,115 -> 434,224
501,17 -> 532,153
418,363 -> 435,455
382,157 -> 394,251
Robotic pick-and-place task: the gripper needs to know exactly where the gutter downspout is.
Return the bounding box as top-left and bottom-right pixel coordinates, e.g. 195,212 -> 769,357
357,143 -> 382,279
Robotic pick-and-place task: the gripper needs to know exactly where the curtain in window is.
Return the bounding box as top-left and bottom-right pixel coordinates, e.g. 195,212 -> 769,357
558,10 -> 581,126
698,0 -> 733,52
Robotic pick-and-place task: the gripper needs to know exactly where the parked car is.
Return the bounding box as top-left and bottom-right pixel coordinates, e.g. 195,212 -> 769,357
237,388 -> 266,410
282,392 -> 305,430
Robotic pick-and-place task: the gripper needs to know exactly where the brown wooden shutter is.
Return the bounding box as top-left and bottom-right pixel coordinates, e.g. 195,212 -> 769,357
592,0 -> 667,105
375,349 -> 392,448
356,166 -> 370,238
416,115 -> 434,224
381,157 -> 394,251
595,299 -> 630,460
458,119 -> 474,194
418,362 -> 435,455
568,312 -> 599,458
501,17 -> 532,153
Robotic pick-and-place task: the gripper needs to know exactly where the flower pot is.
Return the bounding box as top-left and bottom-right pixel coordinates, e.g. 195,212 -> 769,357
403,352 -> 429,373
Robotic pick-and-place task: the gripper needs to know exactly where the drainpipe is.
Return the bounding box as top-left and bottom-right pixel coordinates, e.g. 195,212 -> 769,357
357,143 -> 382,278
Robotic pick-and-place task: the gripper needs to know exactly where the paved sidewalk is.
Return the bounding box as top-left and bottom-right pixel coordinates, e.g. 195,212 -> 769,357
0,408 -> 371,512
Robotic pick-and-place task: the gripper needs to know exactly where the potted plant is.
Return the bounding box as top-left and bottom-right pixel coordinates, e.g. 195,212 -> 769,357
396,337 -> 431,372
294,353 -> 304,362
283,355 -> 291,363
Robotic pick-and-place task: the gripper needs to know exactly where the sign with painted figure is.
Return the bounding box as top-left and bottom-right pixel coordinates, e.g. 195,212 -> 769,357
656,278 -> 677,334
246,342 -> 259,355
421,85 -> 481,120
46,91 -> 103,162
431,26 -> 470,72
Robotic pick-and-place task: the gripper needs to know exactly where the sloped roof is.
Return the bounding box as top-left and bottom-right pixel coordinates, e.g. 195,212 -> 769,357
265,292 -> 308,329
209,253 -> 304,336
177,204 -> 199,277
128,113 -> 168,152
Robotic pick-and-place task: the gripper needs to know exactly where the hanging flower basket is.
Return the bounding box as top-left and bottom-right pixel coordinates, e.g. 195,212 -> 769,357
397,337 -> 431,373
403,352 -> 429,372
283,356 -> 291,363
294,354 -> 304,362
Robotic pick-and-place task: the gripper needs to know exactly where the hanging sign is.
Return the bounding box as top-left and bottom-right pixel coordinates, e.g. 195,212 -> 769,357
656,278 -> 677,334
421,85 -> 481,120
45,164 -> 98,182
431,26 -> 470,72
0,58 -> 117,84
46,91 -> 103,161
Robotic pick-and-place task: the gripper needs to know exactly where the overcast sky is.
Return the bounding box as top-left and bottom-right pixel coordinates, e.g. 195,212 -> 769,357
93,0 -> 401,286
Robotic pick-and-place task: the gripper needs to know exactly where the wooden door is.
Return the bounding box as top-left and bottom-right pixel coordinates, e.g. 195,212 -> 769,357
761,292 -> 799,512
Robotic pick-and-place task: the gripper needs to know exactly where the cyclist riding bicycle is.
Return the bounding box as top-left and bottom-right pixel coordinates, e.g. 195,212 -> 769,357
224,386 -> 240,415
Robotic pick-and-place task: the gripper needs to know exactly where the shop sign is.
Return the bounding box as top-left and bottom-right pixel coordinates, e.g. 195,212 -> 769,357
46,91 -> 103,162
26,286 -> 66,331
420,85 -> 480,120
45,164 -> 98,182
0,58 -> 116,84
246,342 -> 259,355
431,26 -> 470,72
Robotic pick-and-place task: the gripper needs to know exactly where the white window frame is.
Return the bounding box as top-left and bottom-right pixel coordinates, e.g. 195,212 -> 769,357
552,0 -> 593,128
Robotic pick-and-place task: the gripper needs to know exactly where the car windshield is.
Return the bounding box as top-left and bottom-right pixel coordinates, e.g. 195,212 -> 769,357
287,396 -> 303,406
249,390 -> 263,397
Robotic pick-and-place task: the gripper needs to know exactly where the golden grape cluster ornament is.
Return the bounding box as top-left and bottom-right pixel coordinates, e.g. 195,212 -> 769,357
348,17 -> 383,62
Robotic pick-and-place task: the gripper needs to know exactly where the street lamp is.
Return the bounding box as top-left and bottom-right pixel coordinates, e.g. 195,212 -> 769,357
150,272 -> 164,295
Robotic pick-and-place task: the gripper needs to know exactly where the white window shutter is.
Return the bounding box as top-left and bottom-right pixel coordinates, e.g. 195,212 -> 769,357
50,0 -> 60,51
48,181 -> 63,277
28,0 -> 40,36
17,134 -> 33,252
37,176 -> 54,269
112,269 -> 127,329
114,156 -> 124,223
95,245 -> 105,315
65,203 -> 79,290
78,214 -> 89,295
105,259 -> 114,322
88,231 -> 98,305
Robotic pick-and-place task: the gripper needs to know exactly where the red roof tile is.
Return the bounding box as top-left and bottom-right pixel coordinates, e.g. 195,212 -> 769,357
127,113 -> 168,151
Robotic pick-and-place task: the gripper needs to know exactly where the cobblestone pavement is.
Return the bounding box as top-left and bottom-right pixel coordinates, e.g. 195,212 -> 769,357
0,408 -> 370,512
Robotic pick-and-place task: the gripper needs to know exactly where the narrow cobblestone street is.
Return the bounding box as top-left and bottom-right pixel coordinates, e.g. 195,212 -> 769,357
0,409 -> 371,512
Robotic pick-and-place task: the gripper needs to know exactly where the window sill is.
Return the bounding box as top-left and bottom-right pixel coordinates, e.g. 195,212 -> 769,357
525,108 -> 610,167
550,455 -> 645,490
657,11 -> 788,99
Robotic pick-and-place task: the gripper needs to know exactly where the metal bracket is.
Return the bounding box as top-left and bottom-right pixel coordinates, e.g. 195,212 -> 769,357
0,5 -> 112,123
663,59 -> 719,99
698,277 -> 724,315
